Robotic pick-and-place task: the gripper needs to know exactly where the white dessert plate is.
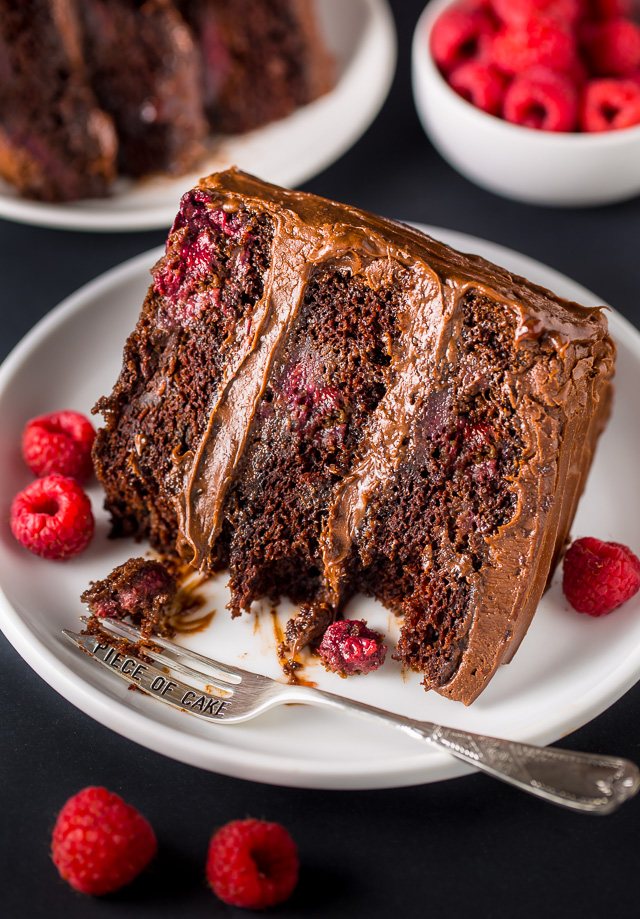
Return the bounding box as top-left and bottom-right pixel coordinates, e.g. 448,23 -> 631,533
0,0 -> 395,232
1,227 -> 639,790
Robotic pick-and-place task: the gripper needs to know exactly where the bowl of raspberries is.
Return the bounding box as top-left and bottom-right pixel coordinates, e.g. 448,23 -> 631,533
412,0 -> 640,205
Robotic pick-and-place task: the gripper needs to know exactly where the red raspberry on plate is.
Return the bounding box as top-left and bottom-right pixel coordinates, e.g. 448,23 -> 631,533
490,17 -> 578,75
10,474 -> 94,560
562,537 -> 640,616
51,786 -> 157,896
430,5 -> 496,74
448,60 -> 507,114
580,18 -> 640,76
491,0 -> 585,26
22,410 -> 96,482
581,77 -> 640,129
207,818 -> 299,909
503,67 -> 579,129
319,619 -> 387,676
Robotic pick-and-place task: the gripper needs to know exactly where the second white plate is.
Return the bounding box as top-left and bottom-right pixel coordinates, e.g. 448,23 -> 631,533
0,226 -> 639,789
0,0 -> 396,231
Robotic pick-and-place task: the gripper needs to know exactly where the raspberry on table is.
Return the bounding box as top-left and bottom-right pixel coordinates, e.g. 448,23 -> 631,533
319,619 -> 387,676
562,537 -> 640,616
207,818 -> 299,909
490,17 -> 578,75
10,474 -> 94,560
448,60 -> 507,114
22,410 -> 96,482
580,18 -> 640,76
503,67 -> 579,130
581,77 -> 640,129
51,786 -> 157,896
430,5 -> 496,74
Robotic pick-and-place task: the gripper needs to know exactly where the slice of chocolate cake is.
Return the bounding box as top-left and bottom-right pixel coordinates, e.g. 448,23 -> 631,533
178,0 -> 333,135
93,168 -> 615,704
0,0 -> 117,202
0,1 -> 333,201
79,0 -> 207,178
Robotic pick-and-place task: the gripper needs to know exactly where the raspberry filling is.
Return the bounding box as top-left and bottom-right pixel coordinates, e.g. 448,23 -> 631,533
153,190 -> 257,327
275,359 -> 346,447
81,557 -> 177,628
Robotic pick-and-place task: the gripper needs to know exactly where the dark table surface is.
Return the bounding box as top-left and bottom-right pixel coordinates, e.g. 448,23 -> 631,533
2,2 -> 640,917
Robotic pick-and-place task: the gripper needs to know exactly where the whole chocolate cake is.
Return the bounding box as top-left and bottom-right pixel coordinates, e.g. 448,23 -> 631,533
0,0 -> 332,201
93,168 -> 615,704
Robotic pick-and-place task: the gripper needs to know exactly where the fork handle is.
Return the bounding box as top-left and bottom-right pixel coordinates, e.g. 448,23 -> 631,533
287,685 -> 640,814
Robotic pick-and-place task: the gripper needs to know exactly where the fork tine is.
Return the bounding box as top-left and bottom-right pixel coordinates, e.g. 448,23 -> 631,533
80,616 -> 243,684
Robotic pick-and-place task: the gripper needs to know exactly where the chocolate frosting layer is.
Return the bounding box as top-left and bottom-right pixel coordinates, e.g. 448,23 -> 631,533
161,167 -> 614,703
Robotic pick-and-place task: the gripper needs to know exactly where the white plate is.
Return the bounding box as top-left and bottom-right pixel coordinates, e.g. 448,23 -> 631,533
1,227 -> 639,790
0,0 -> 396,232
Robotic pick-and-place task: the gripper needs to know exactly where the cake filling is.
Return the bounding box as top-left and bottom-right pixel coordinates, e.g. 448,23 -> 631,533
223,263 -> 404,615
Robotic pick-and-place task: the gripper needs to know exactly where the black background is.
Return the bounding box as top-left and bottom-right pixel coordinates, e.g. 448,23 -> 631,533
2,1 -> 640,916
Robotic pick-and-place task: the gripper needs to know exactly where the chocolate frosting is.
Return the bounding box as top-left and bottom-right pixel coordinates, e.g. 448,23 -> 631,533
166,167 -> 614,703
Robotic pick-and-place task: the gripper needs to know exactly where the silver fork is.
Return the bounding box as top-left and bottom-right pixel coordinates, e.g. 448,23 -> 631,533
63,618 -> 640,814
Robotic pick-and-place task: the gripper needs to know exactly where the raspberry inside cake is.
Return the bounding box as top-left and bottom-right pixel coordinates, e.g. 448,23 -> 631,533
93,168 -> 615,704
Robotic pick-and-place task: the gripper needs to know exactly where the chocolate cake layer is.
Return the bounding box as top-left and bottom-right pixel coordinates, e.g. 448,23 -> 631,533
93,168 -> 615,704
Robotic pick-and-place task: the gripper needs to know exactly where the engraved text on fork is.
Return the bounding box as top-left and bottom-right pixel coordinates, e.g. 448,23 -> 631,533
90,637 -> 230,717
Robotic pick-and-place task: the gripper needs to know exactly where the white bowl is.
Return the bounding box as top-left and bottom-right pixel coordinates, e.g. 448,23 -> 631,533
412,0 -> 640,207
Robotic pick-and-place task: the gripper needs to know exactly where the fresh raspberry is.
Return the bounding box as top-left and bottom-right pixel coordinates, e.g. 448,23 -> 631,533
10,474 -> 94,560
206,819 -> 299,909
51,786 -> 157,896
463,0 -> 495,8
588,0 -> 633,19
580,18 -> 640,76
448,60 -> 507,114
562,537 -> 640,616
581,77 -> 640,129
491,0 -> 586,26
22,410 -> 96,482
319,619 -> 387,676
565,54 -> 590,86
503,67 -> 579,129
490,18 -> 578,75
430,6 -> 496,74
